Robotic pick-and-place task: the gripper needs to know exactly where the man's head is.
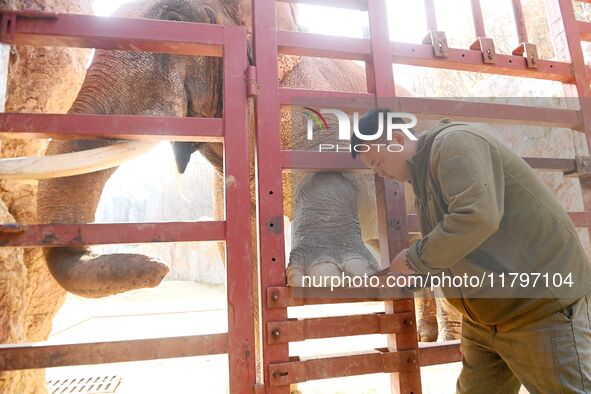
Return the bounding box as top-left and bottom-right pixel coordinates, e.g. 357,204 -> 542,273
351,108 -> 418,182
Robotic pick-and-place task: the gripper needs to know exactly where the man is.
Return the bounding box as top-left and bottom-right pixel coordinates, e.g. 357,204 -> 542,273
352,109 -> 591,393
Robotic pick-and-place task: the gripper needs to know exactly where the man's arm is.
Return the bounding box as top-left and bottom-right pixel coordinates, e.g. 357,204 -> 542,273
406,129 -> 505,274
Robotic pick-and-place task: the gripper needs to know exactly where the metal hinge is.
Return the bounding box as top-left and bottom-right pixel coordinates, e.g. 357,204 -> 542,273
246,65 -> 258,97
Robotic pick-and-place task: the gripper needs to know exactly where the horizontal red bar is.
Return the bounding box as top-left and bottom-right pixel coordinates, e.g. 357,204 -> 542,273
392,41 -> 575,83
0,113 -> 224,142
1,12 -> 225,56
418,340 -> 462,366
278,30 -> 371,60
0,221 -> 226,248
267,312 -> 414,344
269,349 -> 418,385
279,90 -> 581,129
267,287 -> 410,308
276,30 -> 574,83
578,21 -> 591,42
0,334 -> 228,370
276,0 -> 368,11
281,151 -> 577,172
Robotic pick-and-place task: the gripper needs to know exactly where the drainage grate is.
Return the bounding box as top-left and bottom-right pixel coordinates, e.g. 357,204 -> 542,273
47,376 -> 121,394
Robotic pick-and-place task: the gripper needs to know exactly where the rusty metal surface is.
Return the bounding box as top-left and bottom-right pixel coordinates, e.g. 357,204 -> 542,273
418,340 -> 462,366
470,37 -> 496,64
423,31 -> 448,58
0,11 -> 224,56
511,0 -> 529,43
512,42 -> 539,69
252,0 -> 291,392
0,335 -> 228,371
470,0 -> 487,38
0,221 -> 226,248
268,349 -> 418,386
266,312 -> 415,344
266,286 -> 411,308
222,26 -> 257,394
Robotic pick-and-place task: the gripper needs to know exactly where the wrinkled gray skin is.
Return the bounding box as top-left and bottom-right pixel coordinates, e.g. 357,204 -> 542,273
36,0 -> 457,340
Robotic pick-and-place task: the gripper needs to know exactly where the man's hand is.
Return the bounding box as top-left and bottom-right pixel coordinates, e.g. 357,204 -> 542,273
390,248 -> 416,275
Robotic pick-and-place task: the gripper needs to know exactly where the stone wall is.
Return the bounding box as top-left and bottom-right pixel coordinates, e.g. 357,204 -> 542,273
0,1 -> 92,393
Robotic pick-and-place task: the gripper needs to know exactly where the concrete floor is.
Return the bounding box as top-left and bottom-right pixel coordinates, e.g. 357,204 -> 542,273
45,281 -> 526,393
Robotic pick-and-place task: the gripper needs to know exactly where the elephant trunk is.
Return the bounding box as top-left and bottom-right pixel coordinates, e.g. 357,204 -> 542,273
37,72 -> 169,298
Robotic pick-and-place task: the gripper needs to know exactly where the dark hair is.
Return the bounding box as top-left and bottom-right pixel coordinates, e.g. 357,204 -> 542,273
351,108 -> 415,159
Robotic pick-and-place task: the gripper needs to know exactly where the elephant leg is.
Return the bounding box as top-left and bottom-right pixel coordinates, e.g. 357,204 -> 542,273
437,296 -> 463,341
286,172 -> 380,287
415,288 -> 439,342
38,139 -> 169,298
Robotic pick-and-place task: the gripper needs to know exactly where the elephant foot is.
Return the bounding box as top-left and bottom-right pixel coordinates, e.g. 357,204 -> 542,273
286,245 -> 380,287
45,248 -> 169,298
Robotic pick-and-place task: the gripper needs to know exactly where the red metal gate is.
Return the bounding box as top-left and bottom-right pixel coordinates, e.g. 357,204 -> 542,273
0,10 -> 256,394
1,0 -> 591,393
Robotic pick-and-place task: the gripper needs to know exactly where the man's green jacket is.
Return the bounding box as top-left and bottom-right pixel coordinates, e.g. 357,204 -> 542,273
406,120 -> 591,328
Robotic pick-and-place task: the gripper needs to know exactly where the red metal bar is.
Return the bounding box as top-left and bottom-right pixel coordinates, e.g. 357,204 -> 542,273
545,0 -> 591,243
279,93 -> 581,128
222,26 -> 256,394
417,340 -> 462,366
367,0 -> 422,391
267,312 -> 415,344
392,41 -> 573,82
268,349 -> 418,386
0,12 -> 224,56
278,30 -> 371,60
511,0 -> 529,43
0,221 -> 225,248
0,334 -> 228,370
424,0 -> 438,31
470,0 -> 487,38
252,0 -> 290,392
568,211 -> 591,227
266,286 -> 408,308
281,151 -> 578,173
276,0 -> 368,11
0,113 -> 224,142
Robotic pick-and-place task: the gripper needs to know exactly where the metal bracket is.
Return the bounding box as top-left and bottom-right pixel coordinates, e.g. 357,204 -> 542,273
564,156 -> 591,178
0,12 -> 16,44
246,65 -> 258,97
470,37 -> 496,64
512,42 -> 539,69
422,30 -> 448,58
0,9 -> 58,44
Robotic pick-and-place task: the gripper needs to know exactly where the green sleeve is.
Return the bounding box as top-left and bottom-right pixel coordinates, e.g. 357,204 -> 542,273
407,130 -> 505,274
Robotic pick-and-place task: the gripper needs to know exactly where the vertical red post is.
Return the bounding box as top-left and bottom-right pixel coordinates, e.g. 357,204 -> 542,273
367,0 -> 422,392
251,0 -> 290,393
223,25 -> 256,394
511,0 -> 529,43
544,0 -> 591,240
470,0 -> 486,38
424,0 -> 438,31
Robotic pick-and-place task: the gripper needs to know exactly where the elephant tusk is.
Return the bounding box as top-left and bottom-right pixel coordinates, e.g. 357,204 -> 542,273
0,141 -> 158,179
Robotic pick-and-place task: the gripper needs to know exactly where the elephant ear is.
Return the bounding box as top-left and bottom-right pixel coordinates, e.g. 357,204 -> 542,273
171,142 -> 201,174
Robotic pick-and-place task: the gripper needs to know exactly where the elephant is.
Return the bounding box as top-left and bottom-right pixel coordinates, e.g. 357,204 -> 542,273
0,0 -> 461,342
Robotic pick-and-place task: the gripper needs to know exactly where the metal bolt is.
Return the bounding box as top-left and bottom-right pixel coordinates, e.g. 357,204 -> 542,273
271,293 -> 279,301
272,329 -> 280,337
404,319 -> 414,326
407,357 -> 417,364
